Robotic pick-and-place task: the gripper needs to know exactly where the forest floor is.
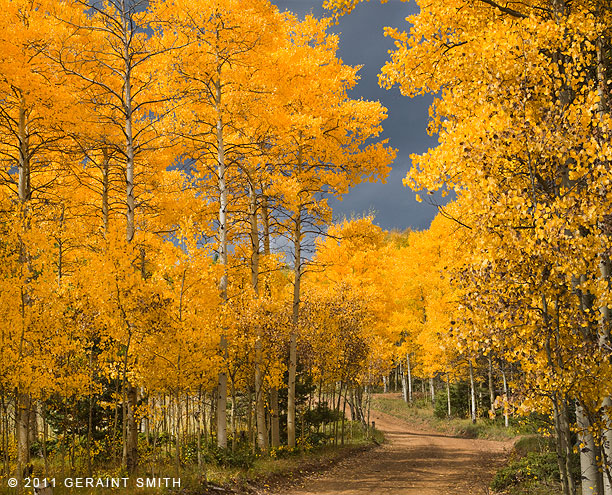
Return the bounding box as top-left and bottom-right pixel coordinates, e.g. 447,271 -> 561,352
269,398 -> 513,495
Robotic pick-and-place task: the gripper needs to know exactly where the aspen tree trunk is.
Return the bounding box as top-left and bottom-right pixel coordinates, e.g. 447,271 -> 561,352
102,148 -> 110,235
175,392 -> 181,477
16,393 -> 30,476
197,388 -> 203,470
446,374 -> 451,417
469,361 -> 476,424
598,255 -> 612,494
429,377 -> 435,407
287,213 -> 300,447
123,20 -> 135,244
41,404 -> 48,477
247,388 -> 254,452
27,403 -> 37,448
87,352 -> 94,476
406,353 -> 413,403
400,364 -> 408,402
1,391 -> 8,476
577,402 -> 601,495
270,388 -> 280,448
552,396 -> 572,495
287,148 -> 303,448
488,355 -> 495,414
122,7 -> 139,471
260,197 -> 280,448
366,386 -> 372,431
596,38 -> 612,492
501,363 -> 509,427
215,69 -> 229,449
542,292 -> 575,495
341,389 -> 347,446
560,400 -> 577,495
186,394 -> 191,437
16,100 -> 32,488
124,385 -> 138,473
144,394 -> 150,445
249,184 -> 268,452
383,376 -> 388,394
230,380 -> 237,453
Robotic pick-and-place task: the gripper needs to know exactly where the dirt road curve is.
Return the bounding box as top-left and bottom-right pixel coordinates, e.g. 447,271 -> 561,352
275,409 -> 511,495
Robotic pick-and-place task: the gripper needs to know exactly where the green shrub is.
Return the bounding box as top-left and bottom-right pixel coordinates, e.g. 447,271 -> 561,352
491,451 -> 560,490
303,404 -> 344,428
207,445 -> 256,469
513,435 -> 553,457
491,444 -> 580,492
304,431 -> 330,447
269,445 -> 299,459
434,382 -> 471,419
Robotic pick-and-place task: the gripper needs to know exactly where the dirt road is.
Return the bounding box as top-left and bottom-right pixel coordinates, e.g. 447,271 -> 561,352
275,408 -> 511,495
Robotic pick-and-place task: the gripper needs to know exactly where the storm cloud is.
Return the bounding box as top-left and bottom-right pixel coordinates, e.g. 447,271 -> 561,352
272,0 -> 441,231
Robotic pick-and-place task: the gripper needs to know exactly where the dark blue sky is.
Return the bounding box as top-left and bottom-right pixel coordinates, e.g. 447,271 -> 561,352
272,0 -> 440,231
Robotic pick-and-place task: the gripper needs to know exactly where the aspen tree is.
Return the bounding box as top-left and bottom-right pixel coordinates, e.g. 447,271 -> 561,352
160,0 -> 288,449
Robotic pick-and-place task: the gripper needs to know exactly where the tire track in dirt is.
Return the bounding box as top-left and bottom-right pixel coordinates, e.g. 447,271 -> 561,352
273,408 -> 512,495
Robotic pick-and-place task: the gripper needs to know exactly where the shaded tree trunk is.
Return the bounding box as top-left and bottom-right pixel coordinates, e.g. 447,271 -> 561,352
287,148 -> 303,448
469,361 -> 476,424
215,67 -> 229,449
576,401 -> 601,495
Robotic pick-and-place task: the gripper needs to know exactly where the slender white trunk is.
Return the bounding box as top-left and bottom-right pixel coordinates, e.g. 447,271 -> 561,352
429,377 -> 435,407
261,197 -> 279,448
501,363 -> 509,427
488,354 -> 495,414
576,402 -> 601,495
446,374 -> 451,417
287,211 -> 300,447
17,99 -> 31,488
102,148 -> 110,235
400,364 -> 408,402
287,147 -> 303,448
250,185 -> 268,452
469,360 -> 476,424
406,353 -> 412,403
215,69 -> 228,449
599,259 -> 612,494
124,32 -> 135,243
122,8 -> 139,472
18,102 -> 30,204
270,388 -> 280,448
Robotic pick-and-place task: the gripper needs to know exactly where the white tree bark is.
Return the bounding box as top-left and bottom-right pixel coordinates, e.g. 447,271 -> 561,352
287,209 -> 301,448
501,363 -> 509,428
400,364 -> 408,402
406,353 -> 412,403
249,184 -> 268,452
576,402 -> 601,495
488,354 -> 495,414
215,70 -> 228,449
446,374 -> 451,417
469,360 -> 476,424
429,377 -> 435,407
287,146 -> 304,448
17,98 -> 32,488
